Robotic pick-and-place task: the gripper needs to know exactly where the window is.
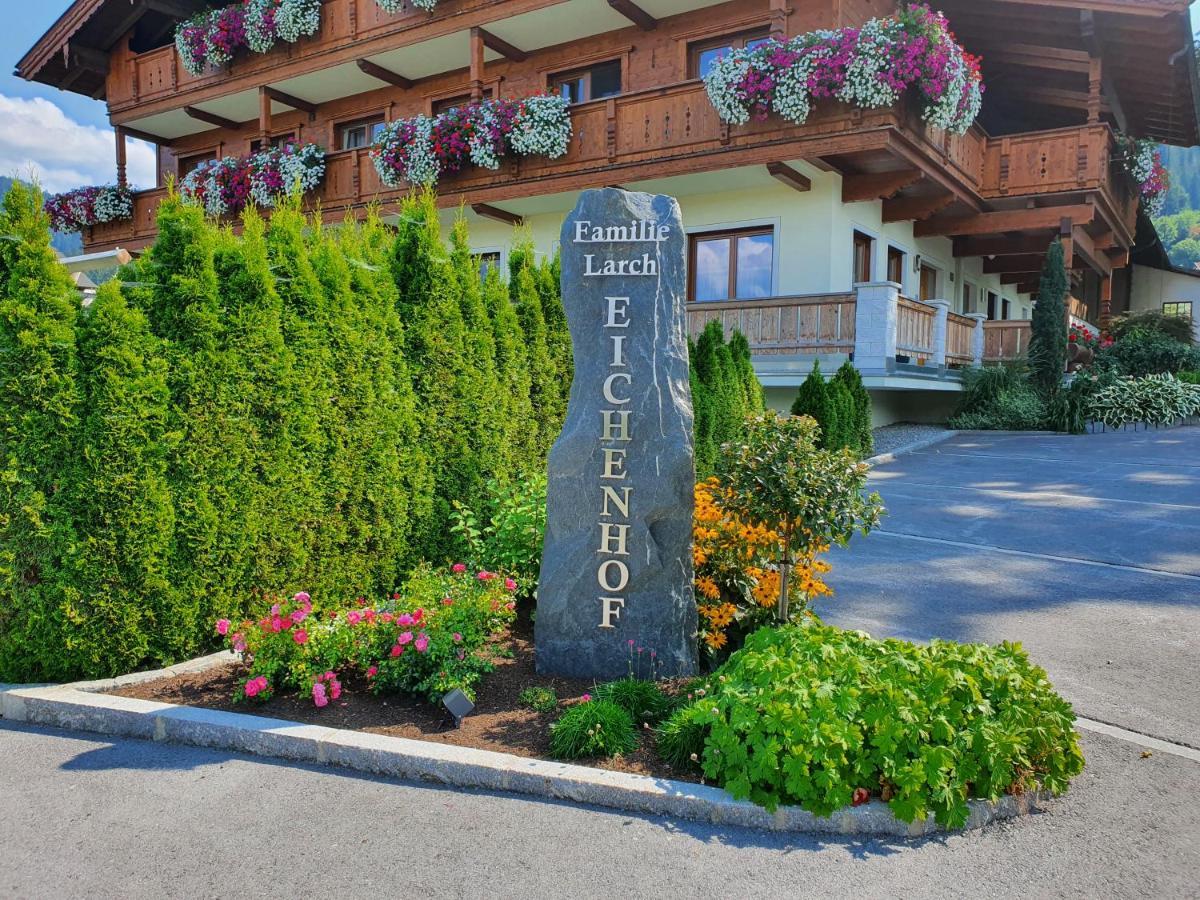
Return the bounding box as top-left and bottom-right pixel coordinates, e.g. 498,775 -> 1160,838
689,228 -> 774,302
1002,298 -> 1012,320
431,89 -> 494,116
853,231 -> 874,284
689,29 -> 771,79
1164,301 -> 1194,318
250,132 -> 296,153
986,291 -> 999,320
476,251 -> 502,281
886,246 -> 906,286
550,59 -> 622,104
962,282 -> 974,314
919,263 -> 938,302
339,116 -> 386,150
179,151 -> 216,178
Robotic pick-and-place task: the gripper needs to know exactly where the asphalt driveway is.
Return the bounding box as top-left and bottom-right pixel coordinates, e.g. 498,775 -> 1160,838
825,427 -> 1200,749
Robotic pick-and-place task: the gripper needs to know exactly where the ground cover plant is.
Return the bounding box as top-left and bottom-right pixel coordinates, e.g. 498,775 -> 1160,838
659,623 -> 1085,827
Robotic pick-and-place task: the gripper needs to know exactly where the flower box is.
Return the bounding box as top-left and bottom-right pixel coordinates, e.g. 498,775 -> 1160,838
175,0 -> 322,76
180,142 -> 327,217
44,185 -> 134,234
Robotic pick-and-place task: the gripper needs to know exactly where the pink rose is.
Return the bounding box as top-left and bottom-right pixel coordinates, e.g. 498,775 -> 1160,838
232,633 -> 246,653
312,682 -> 328,708
291,609 -> 307,625
415,634 -> 429,653
477,570 -> 495,581
452,563 -> 467,574
413,609 -> 425,623
366,666 -> 378,678
270,617 -> 284,633
244,679 -> 260,699
397,613 -> 413,626
453,633 -> 463,643
346,611 -> 361,625
293,629 -> 308,645
390,644 -> 403,658
330,681 -> 342,701
270,604 -> 281,616
504,578 -> 517,592
380,613 -> 394,624
398,631 -> 413,645
216,619 -> 231,636
294,591 -> 311,606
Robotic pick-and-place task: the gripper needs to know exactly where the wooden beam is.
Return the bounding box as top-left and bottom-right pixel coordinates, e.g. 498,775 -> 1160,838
1071,225 -> 1112,278
263,86 -> 317,116
185,106 -> 242,131
1107,247 -> 1131,268
766,162 -> 811,193
842,169 -> 922,203
961,0 -> 1179,19
882,193 -> 954,224
69,44 -> 109,74
804,156 -> 841,174
143,0 -> 195,17
915,204 -> 1096,239
1002,272 -> 1041,285
472,203 -> 523,226
356,59 -> 413,89
983,254 -> 1047,274
120,125 -> 173,147
955,234 -> 1062,258
1022,86 -> 1111,114
976,43 -> 1091,75
1015,281 -> 1040,296
473,27 -> 526,62
469,27 -> 485,101
607,0 -> 657,30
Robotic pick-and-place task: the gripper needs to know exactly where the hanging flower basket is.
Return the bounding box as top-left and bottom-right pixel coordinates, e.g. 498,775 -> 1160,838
44,185 -> 134,233
175,0 -> 322,77
702,3 -> 984,136
375,0 -> 439,12
370,95 -> 571,188
180,142 -> 328,217
1118,137 -> 1169,218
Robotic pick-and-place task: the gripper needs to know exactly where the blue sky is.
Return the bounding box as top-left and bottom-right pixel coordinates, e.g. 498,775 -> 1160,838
1,2 -> 1198,192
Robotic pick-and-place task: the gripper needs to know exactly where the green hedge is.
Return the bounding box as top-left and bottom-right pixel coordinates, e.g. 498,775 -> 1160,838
691,321 -> 764,477
0,188 -> 571,682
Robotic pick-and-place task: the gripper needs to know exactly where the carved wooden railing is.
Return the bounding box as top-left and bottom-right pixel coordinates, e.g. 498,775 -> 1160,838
1068,295 -> 1091,323
983,319 -> 1032,362
686,294 -> 856,356
946,311 -> 975,366
87,186 -> 169,248
896,297 -> 936,360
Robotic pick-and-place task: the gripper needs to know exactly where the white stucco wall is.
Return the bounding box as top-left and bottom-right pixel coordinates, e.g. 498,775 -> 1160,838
1129,264 -> 1200,343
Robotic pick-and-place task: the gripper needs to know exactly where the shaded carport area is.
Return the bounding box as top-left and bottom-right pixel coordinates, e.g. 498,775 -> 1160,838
825,429 -> 1200,749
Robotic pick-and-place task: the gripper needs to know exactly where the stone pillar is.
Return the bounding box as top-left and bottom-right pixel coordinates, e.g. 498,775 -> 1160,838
968,313 -> 987,366
929,299 -> 950,368
853,281 -> 901,375
536,188 -> 697,680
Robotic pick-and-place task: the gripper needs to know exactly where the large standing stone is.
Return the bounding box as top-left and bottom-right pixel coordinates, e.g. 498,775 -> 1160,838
536,188 -> 698,680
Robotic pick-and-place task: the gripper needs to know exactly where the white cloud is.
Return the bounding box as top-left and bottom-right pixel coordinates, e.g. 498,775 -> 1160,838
0,94 -> 156,194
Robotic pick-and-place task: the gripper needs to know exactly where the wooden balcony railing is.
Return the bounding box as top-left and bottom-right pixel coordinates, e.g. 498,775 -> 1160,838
686,294 -> 856,357
983,320 -> 1032,362
946,311 -> 976,366
896,297 -> 936,360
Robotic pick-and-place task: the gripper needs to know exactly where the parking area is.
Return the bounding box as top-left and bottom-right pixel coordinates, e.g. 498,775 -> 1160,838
826,428 -> 1200,748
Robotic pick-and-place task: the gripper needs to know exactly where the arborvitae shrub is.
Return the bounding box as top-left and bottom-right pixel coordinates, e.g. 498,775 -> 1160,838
826,380 -> 856,452
728,331 -> 765,416
690,324 -> 765,476
0,183 -> 82,681
833,359 -> 874,457
791,360 -> 838,448
1028,240 -> 1068,397
509,241 -> 561,457
483,266 -> 538,475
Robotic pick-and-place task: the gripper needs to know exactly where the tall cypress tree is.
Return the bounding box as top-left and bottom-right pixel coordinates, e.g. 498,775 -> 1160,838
1028,239 -> 1069,397
536,249 -> 573,412
690,337 -> 717,478
509,240 -> 561,456
482,265 -> 537,475
727,331 -> 765,416
833,358 -> 874,457
0,183 -> 81,681
791,360 -> 839,449
694,320 -> 745,453
61,281 -> 176,676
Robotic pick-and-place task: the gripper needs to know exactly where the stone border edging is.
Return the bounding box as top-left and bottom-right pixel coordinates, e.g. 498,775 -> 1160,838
866,429 -> 958,467
0,679 -> 1047,838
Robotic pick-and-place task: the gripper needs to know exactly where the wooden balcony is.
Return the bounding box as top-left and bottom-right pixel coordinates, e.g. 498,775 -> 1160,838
983,320 -> 1032,363
686,294 -> 856,357
946,311 -> 975,367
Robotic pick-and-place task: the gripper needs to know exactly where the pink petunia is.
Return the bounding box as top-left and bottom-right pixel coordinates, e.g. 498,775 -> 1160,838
452,563 -> 467,574
293,629 -> 308,645
216,618 -> 231,636
415,634 -> 429,653
312,682 -> 328,708
504,578 -> 517,592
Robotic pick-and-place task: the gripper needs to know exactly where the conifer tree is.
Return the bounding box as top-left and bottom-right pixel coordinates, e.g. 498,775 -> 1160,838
61,282 -> 176,676
1028,239 -> 1069,397
690,338 -> 717,477
694,321 -> 745,452
833,359 -> 873,457
825,379 -> 856,451
728,331 -> 765,416
482,266 -> 537,475
536,249 -> 573,409
790,360 -> 838,449
0,183 -> 81,680
509,240 -> 561,456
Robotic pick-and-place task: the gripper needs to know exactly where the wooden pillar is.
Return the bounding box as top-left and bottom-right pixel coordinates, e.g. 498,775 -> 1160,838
258,86 -> 272,147
768,0 -> 787,39
1060,218 -> 1074,269
1087,57 -> 1102,124
469,27 -> 485,101
115,126 -> 128,189
1100,275 -> 1113,324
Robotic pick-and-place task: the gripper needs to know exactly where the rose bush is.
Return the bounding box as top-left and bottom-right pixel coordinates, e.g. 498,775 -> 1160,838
216,564 -> 518,705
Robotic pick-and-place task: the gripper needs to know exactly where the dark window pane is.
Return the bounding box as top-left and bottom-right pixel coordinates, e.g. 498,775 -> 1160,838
697,47 -> 730,79
694,237 -> 732,302
557,77 -> 584,104
735,233 -> 773,299
590,60 -> 622,99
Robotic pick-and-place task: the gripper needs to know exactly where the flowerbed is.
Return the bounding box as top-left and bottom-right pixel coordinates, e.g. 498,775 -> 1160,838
44,185 -> 133,233
215,565 -> 519,705
370,95 -> 571,188
703,4 -> 983,134
1120,137 -> 1169,218
180,142 -> 326,217
176,0 -> 321,76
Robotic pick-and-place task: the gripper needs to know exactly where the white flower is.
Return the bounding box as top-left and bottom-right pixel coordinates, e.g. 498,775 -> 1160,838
244,0 -> 278,54
274,0 -> 322,43
468,103 -> 502,170
703,48 -> 755,126
509,94 -> 572,159
93,186 -> 133,223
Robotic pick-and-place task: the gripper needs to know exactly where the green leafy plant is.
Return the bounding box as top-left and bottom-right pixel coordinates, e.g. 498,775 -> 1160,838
716,414 -> 883,622
1107,310 -> 1193,345
519,685 -> 558,714
594,677 -> 672,725
1085,373 -> 1200,429
1104,328 -> 1200,377
672,623 -> 1085,827
548,698 -> 637,759
833,359 -> 874,457
451,473 -> 547,593
949,365 -> 1047,431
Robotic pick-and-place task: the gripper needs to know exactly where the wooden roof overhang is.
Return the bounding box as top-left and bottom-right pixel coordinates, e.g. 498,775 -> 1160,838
16,0 -> 210,100
940,0 -> 1199,147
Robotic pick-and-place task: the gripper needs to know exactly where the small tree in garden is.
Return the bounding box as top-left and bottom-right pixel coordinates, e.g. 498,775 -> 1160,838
1028,239 -> 1069,397
716,414 -> 884,622
790,360 -> 839,449
728,331 -> 765,416
833,359 -> 873,456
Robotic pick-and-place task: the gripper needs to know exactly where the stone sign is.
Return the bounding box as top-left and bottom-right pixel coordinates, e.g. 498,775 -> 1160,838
535,188 -> 698,680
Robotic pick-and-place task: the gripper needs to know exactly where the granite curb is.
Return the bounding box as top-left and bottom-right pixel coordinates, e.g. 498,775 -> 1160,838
866,429 -> 958,467
0,682 -> 1049,837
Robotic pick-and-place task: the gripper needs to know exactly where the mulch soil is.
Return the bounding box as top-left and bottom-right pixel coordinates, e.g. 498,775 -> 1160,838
107,605 -> 700,783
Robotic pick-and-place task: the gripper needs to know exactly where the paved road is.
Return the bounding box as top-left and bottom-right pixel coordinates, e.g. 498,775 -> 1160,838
3,427 -> 1200,898
827,428 -> 1200,749
0,723 -> 1197,899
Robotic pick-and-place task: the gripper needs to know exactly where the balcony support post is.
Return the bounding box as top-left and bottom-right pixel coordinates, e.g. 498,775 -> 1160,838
928,299 -> 951,369
258,86 -> 272,147
115,126 -> 127,189
1099,275 -> 1112,325
967,314 -> 987,366
469,27 -> 485,101
853,281 -> 900,376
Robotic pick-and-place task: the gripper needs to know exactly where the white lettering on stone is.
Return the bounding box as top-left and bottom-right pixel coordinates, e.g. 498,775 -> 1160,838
602,372 -> 632,405
597,559 -> 630,593
599,596 -> 625,629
